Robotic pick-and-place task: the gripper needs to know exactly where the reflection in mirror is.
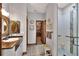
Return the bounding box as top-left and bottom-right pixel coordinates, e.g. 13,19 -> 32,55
10,20 -> 20,34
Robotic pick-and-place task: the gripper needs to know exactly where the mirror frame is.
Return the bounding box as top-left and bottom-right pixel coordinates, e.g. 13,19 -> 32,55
2,15 -> 9,37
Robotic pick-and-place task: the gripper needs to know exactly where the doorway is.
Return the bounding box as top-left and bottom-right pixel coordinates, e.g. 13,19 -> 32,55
36,20 -> 46,44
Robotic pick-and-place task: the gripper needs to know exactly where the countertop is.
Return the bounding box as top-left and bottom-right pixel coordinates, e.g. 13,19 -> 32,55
2,38 -> 20,49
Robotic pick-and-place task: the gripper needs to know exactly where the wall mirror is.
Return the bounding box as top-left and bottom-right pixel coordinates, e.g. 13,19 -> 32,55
2,3 -> 20,37
10,20 -> 20,34
2,15 -> 9,37
2,16 -> 20,37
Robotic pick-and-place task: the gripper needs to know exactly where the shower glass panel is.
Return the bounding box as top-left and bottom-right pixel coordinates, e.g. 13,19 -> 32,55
70,4 -> 78,56
77,3 -> 79,56
57,3 -> 79,56
57,8 -> 65,56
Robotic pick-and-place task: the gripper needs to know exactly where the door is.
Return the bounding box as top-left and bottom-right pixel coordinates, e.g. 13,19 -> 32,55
68,5 -> 78,55
57,3 -> 79,56
66,4 -> 78,56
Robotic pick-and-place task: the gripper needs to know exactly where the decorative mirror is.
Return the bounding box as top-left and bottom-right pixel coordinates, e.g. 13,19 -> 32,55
10,20 -> 20,34
29,20 -> 34,24
2,15 -> 9,37
29,25 -> 34,30
2,15 -> 20,37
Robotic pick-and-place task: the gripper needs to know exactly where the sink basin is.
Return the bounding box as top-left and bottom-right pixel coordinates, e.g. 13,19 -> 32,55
2,38 -> 20,49
2,38 -> 19,43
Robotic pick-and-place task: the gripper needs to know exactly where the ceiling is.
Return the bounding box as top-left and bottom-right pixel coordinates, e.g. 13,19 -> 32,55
2,3 -> 48,14
28,3 -> 48,13
58,3 -> 70,8
2,3 -> 70,14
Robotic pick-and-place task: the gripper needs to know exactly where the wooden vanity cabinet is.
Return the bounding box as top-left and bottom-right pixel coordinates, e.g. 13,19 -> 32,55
2,37 -> 23,56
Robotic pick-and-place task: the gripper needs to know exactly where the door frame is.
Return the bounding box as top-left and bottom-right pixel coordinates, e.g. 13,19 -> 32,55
26,17 -> 28,45
0,3 -> 2,56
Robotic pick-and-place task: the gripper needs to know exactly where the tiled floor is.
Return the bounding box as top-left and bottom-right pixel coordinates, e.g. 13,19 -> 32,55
23,44 -> 46,56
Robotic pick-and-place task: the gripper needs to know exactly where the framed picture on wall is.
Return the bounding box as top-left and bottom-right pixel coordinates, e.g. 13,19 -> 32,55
46,32 -> 52,39
29,25 -> 34,30
29,20 -> 34,24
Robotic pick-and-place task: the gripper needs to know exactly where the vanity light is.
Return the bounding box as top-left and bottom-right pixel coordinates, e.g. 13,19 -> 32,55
1,8 -> 9,16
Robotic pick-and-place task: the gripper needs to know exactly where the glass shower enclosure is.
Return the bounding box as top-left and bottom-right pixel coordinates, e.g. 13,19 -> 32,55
57,3 -> 79,56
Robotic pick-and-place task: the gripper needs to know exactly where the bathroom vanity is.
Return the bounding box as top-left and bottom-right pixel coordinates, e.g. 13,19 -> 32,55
2,36 -> 23,56
1,4 -> 24,56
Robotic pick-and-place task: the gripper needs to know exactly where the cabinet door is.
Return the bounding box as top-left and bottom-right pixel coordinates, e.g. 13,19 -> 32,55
16,41 -> 23,56
2,47 -> 15,56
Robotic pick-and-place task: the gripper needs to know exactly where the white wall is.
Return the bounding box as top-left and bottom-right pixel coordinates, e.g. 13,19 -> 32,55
28,12 -> 46,44
46,3 -> 58,56
8,3 -> 27,52
58,8 -> 63,36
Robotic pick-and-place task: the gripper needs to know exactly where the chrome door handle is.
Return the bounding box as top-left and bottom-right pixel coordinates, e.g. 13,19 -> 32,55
66,36 -> 79,38
66,36 -> 79,46
66,36 -> 71,37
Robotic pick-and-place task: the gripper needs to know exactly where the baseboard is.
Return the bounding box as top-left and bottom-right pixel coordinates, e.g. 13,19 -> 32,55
27,43 -> 37,45
22,52 -> 27,56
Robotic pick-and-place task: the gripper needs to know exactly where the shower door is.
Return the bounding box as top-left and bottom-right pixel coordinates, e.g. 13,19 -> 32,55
69,4 -> 78,56
57,3 -> 79,56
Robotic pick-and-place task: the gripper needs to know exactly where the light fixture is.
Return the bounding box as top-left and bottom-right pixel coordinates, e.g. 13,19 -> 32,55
1,8 -> 9,16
